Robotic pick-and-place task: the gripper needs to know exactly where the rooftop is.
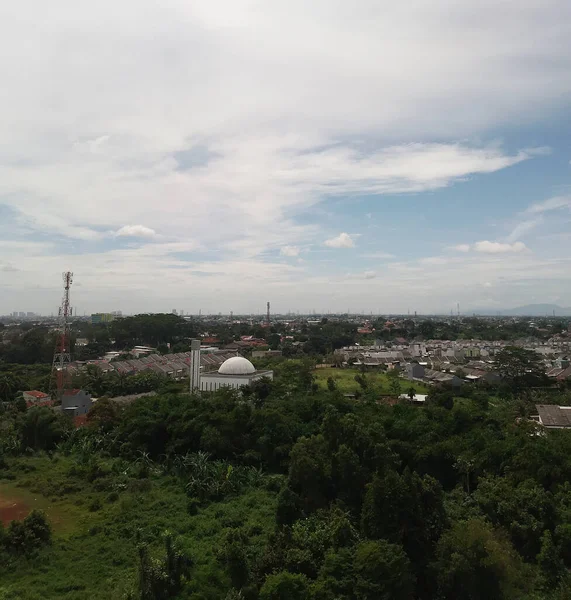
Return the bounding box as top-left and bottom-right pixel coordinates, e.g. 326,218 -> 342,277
23,390 -> 49,399
536,404 -> 571,428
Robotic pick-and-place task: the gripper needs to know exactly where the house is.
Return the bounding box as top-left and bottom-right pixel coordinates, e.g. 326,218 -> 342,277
546,366 -> 571,382
424,369 -> 463,387
534,405 -> 571,429
405,363 -> 425,380
252,350 -> 283,358
462,367 -> 502,385
399,393 -> 428,404
23,390 -> 50,403
22,390 -> 53,408
61,389 -> 92,417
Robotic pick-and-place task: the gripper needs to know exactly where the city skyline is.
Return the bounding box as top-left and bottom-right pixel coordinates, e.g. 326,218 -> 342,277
1,0 -> 571,314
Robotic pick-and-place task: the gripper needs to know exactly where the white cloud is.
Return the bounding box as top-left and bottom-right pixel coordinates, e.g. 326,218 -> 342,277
364,271 -> 376,279
525,195 -> 571,214
280,245 -> 300,257
1,0 -> 570,312
506,218 -> 542,242
324,233 -> 355,248
473,240 -> 528,254
115,225 -> 157,239
361,252 -> 395,259
454,244 -> 471,252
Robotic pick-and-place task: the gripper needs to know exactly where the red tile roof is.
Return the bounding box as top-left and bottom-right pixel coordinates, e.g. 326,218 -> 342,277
24,390 -> 49,399
26,400 -> 54,409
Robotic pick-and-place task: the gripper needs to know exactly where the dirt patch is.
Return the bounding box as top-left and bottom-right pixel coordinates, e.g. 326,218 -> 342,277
0,494 -> 30,525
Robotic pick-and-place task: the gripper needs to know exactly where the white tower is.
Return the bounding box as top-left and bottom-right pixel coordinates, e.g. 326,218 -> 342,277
189,339 -> 201,392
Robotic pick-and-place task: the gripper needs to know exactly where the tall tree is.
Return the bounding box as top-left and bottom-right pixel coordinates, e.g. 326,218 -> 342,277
494,346 -> 547,392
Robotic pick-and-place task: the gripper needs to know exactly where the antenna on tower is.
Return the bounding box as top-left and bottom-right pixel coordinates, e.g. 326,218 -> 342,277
51,272 -> 73,401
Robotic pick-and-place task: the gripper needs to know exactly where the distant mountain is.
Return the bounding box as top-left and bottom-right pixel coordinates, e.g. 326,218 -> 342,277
473,304 -> 571,317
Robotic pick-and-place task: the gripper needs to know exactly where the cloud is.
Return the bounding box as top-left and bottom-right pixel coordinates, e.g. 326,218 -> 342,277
280,246 -> 300,257
473,241 -> 528,254
361,252 -> 395,259
525,195 -> 571,214
0,262 -> 19,272
454,244 -> 471,252
115,225 -> 157,239
1,0 -> 570,312
363,271 -> 376,279
506,218 -> 542,242
324,233 -> 355,248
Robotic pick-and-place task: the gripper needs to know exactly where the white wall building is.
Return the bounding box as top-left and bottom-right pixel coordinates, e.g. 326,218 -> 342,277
200,356 -> 273,392
61,389 -> 92,416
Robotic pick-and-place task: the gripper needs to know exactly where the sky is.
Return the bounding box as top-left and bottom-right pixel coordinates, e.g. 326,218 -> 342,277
1,0 -> 571,315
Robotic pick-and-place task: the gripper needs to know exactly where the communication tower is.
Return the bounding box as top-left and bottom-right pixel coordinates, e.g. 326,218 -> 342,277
52,272 -> 73,400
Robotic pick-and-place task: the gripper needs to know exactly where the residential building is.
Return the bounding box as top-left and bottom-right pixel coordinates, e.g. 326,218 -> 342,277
405,363 -> 425,380
22,390 -> 53,407
61,389 -> 92,416
534,405 -> 571,429
91,313 -> 115,325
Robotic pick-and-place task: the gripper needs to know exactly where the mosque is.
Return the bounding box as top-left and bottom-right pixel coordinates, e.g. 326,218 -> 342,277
198,356 -> 274,392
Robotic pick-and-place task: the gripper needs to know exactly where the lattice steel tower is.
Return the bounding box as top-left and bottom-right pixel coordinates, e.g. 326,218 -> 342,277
52,271 -> 73,400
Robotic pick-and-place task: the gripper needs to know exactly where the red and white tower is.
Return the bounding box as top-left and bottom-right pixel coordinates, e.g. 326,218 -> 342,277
52,271 -> 73,400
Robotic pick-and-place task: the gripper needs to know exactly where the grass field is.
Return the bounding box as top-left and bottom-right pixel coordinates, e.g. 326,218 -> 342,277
0,455 -> 277,600
314,367 -> 429,395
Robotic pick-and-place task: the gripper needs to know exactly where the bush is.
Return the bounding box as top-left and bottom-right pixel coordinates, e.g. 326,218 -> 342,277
88,498 -> 102,512
3,510 -> 51,555
259,571 -> 310,600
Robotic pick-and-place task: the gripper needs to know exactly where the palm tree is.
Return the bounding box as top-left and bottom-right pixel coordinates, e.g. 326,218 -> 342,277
0,374 -> 18,402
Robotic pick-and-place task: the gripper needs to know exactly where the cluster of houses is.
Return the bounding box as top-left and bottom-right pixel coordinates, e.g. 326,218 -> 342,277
68,349 -> 239,381
336,336 -> 571,388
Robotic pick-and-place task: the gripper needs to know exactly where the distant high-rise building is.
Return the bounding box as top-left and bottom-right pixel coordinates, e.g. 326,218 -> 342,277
18,312 -> 25,317
11,311 -> 17,317
91,313 -> 115,325
26,312 -> 35,317
172,309 -> 178,315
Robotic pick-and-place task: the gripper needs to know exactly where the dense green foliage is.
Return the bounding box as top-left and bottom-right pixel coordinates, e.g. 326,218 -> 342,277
1,361 -> 571,598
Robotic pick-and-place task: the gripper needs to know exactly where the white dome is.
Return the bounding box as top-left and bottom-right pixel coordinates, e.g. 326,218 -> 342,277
218,356 -> 256,375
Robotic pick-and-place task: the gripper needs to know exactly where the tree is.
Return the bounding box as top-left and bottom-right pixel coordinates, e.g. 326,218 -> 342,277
326,377 -> 337,393
407,386 -> 416,401
537,530 -> 564,590
389,377 -> 401,397
259,571 -> 309,600
0,373 -> 22,402
419,321 -> 435,339
434,519 -> 525,600
353,540 -> 414,600
354,374 -> 368,390
132,531 -> 191,600
288,435 -> 332,513
361,470 -> 446,569
494,346 -> 548,392
19,407 -> 70,451
3,510 -> 52,555
218,528 -> 249,589
86,397 -> 119,431
276,486 -> 303,527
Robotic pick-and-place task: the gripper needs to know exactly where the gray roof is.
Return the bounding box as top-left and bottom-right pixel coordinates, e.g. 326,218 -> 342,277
536,405 -> 571,428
